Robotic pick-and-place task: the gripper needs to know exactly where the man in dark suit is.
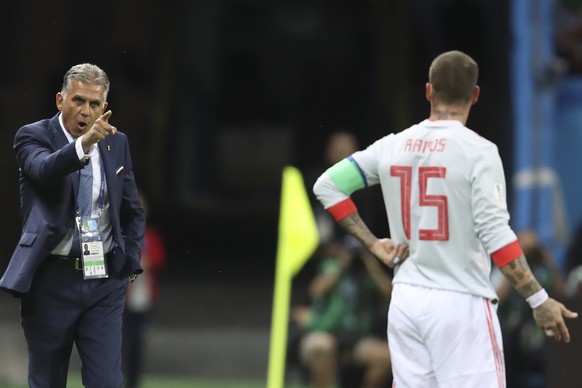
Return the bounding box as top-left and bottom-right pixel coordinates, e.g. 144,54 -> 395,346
0,63 -> 145,388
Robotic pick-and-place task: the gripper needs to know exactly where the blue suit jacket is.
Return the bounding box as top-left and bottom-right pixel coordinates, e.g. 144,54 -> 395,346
0,113 -> 145,295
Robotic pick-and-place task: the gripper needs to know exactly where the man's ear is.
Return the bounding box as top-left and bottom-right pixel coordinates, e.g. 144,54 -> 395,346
471,86 -> 480,105
56,92 -> 63,111
425,83 -> 433,102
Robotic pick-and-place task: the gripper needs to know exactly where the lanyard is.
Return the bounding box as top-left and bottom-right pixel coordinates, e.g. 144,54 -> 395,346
97,161 -> 106,211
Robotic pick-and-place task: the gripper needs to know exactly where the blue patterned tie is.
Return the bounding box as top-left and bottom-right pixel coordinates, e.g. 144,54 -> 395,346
70,161 -> 93,258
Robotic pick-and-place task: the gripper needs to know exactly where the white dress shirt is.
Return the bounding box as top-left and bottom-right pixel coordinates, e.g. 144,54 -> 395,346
51,113 -> 114,255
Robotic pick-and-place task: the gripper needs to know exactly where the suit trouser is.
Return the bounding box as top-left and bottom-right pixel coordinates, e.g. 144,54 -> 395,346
21,259 -> 128,388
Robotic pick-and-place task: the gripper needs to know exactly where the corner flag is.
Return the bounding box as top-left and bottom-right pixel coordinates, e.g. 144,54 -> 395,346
276,166 -> 320,277
267,166 -> 320,388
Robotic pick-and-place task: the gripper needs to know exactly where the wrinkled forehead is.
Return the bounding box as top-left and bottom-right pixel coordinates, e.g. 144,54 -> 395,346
63,80 -> 108,101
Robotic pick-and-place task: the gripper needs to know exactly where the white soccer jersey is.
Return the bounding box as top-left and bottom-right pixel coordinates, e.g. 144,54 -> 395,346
314,120 -> 518,300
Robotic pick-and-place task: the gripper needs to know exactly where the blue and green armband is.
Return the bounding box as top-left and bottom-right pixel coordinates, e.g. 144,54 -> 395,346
326,156 -> 368,194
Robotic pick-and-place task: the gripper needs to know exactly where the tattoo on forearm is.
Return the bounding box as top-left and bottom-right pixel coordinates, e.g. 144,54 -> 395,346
501,255 -> 542,299
505,273 -> 517,285
338,212 -> 375,247
516,280 -> 538,298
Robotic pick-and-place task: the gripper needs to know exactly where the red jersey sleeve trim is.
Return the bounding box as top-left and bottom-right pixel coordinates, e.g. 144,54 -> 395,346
327,198 -> 357,221
491,240 -> 524,267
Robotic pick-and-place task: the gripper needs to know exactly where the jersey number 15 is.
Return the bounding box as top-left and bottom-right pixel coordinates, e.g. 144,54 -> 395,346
391,166 -> 449,241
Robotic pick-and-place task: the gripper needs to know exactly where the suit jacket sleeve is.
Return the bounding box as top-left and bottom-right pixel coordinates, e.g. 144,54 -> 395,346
116,135 -> 146,277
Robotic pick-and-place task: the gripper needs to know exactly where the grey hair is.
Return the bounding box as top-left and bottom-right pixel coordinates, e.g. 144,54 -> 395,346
61,63 -> 110,100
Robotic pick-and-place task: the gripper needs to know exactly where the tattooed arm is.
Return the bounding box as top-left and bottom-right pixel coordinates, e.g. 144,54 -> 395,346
499,255 -> 578,343
498,255 -> 543,297
338,211 -> 408,268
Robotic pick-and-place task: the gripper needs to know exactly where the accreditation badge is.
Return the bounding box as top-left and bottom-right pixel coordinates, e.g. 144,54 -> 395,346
77,216 -> 109,279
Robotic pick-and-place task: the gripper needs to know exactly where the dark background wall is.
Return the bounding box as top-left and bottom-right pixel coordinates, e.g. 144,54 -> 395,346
0,0 -> 512,284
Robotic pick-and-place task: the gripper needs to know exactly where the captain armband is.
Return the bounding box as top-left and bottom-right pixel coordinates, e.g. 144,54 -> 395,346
326,156 -> 368,195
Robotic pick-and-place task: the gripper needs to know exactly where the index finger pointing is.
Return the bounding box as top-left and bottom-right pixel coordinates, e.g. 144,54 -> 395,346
100,110 -> 112,122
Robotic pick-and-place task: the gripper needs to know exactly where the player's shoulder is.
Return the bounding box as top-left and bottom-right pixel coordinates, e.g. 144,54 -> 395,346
358,130 -> 398,152
451,127 -> 503,168
375,123 -> 419,144
461,126 -> 498,150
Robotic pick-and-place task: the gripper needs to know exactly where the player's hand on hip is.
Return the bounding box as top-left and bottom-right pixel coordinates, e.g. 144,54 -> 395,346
369,238 -> 409,268
533,298 -> 578,343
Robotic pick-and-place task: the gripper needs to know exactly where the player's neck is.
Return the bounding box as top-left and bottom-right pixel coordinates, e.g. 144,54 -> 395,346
428,105 -> 470,124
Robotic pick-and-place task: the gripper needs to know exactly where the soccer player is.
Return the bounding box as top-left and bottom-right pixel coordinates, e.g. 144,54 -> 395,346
313,50 -> 578,387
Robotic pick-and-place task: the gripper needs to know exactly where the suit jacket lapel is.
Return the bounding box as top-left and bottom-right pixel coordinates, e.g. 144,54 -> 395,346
98,138 -> 118,207
48,114 -> 80,199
